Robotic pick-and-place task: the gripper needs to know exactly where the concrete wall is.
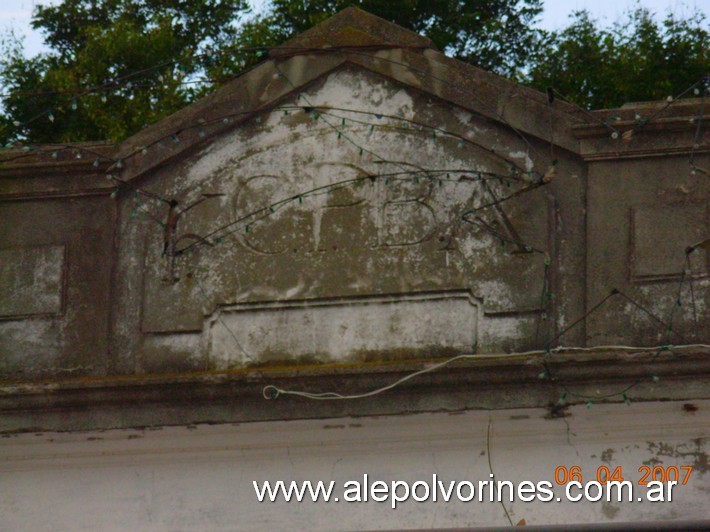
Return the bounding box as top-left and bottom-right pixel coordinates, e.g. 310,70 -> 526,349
108,67 -> 584,375
0,10 -> 706,530
0,19 -> 706,386
1,400 -> 707,530
576,98 -> 709,347
585,154 -> 708,346
0,149 -> 116,379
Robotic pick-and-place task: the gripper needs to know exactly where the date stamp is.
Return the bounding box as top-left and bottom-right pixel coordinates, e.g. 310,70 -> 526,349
548,465 -> 694,503
554,465 -> 694,486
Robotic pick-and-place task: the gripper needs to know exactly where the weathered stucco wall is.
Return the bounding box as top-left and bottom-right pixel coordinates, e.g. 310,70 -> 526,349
0,11 -> 706,531
585,154 -> 709,346
0,194 -> 115,379
0,10 -> 706,390
0,12 -> 710,530
109,67 -> 583,374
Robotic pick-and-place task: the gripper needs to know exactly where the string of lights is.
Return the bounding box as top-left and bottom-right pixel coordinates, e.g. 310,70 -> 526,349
273,62 -> 433,182
0,43 -> 572,178
0,43 -> 432,142
78,64 -> 698,361
2,56 -> 702,229
0,142 -> 112,166
262,239 -> 704,405
108,63 -> 704,408
159,114 -> 552,375
172,167 -> 527,257
103,104 -> 706,407
0,40 -> 703,406
627,75 -> 709,136
538,250 -> 699,405
289,110 -> 532,185
112,102 -> 542,215
567,74 -> 704,391
2,47 -> 703,165
550,88 -> 620,135
304,107 -> 534,178
166,92 -> 553,366
2,100 -> 541,213
157,60 -> 554,258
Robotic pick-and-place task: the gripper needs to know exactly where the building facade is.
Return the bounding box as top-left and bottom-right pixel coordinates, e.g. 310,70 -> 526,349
1,8 -> 708,529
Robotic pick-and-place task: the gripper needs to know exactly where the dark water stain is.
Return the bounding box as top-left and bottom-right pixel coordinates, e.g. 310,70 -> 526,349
601,448 -> 615,464
602,501 -> 620,520
645,439 -> 708,473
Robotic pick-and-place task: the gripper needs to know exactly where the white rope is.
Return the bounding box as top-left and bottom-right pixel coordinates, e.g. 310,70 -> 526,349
262,344 -> 710,400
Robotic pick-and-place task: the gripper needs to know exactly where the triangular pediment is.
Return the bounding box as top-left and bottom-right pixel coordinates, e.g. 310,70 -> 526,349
115,65 -> 554,363
112,7 -> 580,185
101,8 -> 586,369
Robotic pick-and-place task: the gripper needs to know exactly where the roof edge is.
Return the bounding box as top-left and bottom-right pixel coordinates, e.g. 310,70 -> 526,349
273,6 -> 435,55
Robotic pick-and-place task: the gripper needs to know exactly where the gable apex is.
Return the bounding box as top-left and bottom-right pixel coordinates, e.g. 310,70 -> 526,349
274,6 -> 436,54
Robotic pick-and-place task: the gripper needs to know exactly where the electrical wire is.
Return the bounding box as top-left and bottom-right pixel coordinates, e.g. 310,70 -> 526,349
335,48 -> 553,167
628,76 -> 708,135
550,88 -> 619,135
2,41 -> 703,407
169,66 -> 546,258
262,344 -> 709,401
487,415 -> 514,527
0,43 -> 430,140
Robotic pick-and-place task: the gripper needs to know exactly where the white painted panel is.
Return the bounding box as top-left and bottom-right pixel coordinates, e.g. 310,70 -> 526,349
207,291 -> 479,367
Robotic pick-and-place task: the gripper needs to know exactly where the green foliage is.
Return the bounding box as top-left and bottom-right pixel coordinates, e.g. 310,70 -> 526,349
0,1 -> 706,144
0,0 -> 250,144
527,7 -> 708,109
248,0 -> 546,77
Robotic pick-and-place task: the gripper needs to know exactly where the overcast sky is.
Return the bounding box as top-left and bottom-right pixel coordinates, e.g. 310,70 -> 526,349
0,0 -> 705,57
